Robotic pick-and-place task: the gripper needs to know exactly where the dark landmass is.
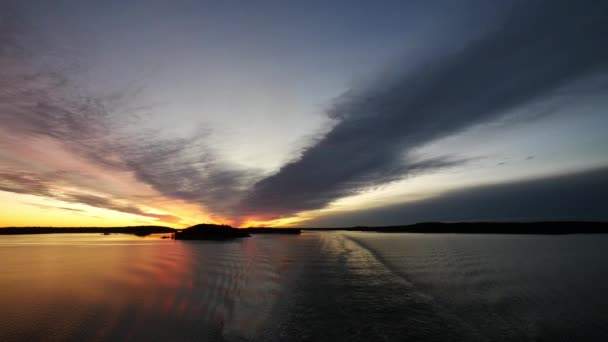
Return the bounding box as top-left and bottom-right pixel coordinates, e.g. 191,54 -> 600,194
0,226 -> 174,236
0,225 -> 300,237
302,221 -> 608,234
2,222 -> 605,236
174,224 -> 250,240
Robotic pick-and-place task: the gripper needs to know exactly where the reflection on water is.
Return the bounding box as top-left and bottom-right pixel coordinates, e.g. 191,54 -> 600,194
3,232 -> 608,341
0,234 -> 309,341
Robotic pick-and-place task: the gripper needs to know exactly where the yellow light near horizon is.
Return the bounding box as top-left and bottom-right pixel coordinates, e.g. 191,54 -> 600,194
1,188 -> 353,229
0,190 -> 243,229
0,191 -> 172,227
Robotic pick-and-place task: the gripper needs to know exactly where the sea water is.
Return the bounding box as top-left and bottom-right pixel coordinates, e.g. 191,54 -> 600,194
1,232 -> 607,341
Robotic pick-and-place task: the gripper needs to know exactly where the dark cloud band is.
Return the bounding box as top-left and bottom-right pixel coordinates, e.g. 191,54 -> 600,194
308,167 -> 608,227
240,0 -> 608,220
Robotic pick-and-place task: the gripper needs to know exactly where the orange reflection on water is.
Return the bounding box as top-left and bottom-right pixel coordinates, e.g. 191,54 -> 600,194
0,234 -> 197,341
0,233 -> 307,341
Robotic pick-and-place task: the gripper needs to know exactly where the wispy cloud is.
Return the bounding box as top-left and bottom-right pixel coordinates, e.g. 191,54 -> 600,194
0,169 -> 181,223
62,193 -> 181,223
0,170 -> 53,197
0,6 -> 250,222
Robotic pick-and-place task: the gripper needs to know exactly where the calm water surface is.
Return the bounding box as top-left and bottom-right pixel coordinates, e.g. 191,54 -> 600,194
1,232 -> 607,341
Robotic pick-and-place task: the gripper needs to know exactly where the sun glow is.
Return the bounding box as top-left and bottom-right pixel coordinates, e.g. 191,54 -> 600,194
0,190 -> 223,228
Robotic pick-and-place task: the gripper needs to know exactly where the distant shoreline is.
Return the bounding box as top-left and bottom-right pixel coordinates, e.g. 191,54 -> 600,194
0,226 -> 175,236
302,221 -> 608,234
0,226 -> 302,236
1,222 -> 607,235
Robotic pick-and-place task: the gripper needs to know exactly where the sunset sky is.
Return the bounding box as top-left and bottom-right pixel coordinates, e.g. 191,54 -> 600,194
1,0 -> 607,228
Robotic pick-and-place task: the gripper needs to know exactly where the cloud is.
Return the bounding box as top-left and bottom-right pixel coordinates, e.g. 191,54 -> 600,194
239,155 -> 472,220
2,1 -> 608,226
0,169 -> 181,223
0,170 -> 53,197
0,5 -> 119,166
239,1 -> 608,220
120,134 -> 259,218
308,166 -> 608,227
25,203 -> 85,213
0,7 -> 251,220
62,193 -> 181,223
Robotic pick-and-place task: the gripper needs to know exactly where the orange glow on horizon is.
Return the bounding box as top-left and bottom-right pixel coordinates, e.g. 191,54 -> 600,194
0,190 -> 225,229
0,188 -> 312,229
0,127 -> 318,229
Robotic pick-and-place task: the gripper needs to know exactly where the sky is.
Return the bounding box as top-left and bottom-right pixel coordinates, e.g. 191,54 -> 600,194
1,0 -> 607,228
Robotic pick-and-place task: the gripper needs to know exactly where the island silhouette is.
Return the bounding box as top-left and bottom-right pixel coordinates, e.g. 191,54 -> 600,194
173,224 -> 250,240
